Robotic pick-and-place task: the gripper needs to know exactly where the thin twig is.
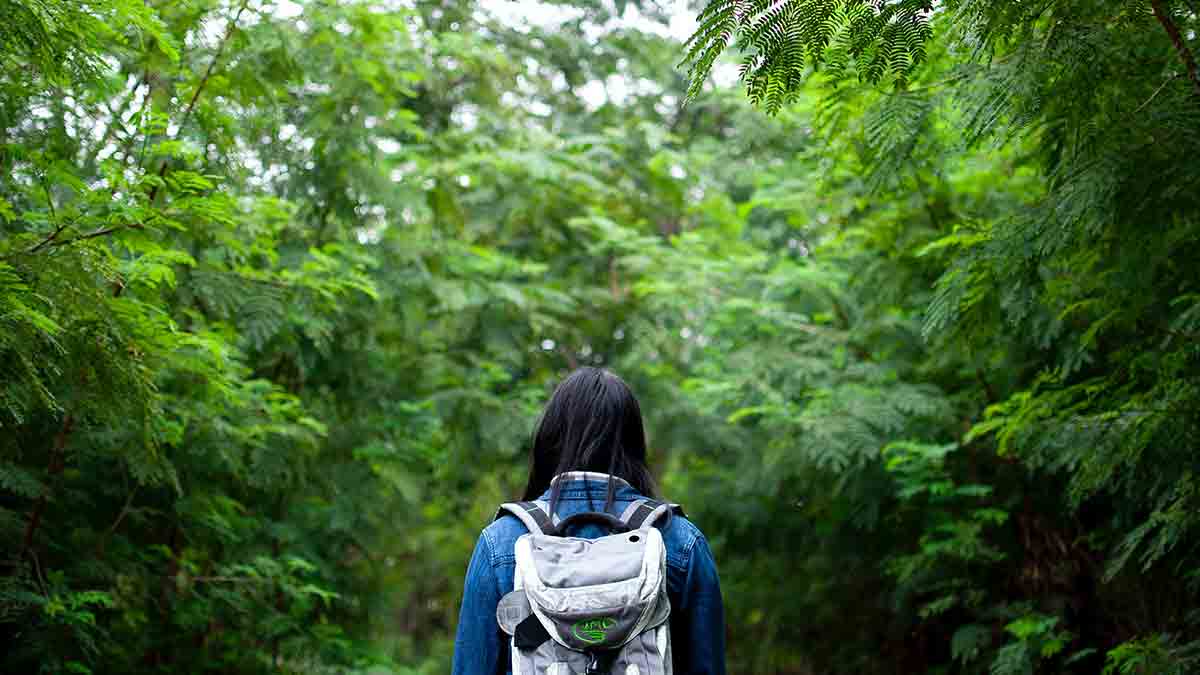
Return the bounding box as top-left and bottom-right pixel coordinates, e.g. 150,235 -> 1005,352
9,218 -> 144,257
47,222 -> 146,247
41,178 -> 55,222
177,1 -> 251,134
1133,73 -> 1178,114
96,485 -> 139,557
186,576 -> 271,585
25,222 -> 71,254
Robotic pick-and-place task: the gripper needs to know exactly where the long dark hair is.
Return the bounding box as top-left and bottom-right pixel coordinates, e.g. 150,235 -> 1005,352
521,367 -> 657,514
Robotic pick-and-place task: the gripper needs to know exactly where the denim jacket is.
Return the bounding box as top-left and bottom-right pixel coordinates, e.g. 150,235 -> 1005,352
452,472 -> 726,675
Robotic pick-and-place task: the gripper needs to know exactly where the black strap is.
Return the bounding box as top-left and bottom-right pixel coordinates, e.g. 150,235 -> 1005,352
547,511 -> 631,537
624,499 -> 676,530
510,501 -> 553,534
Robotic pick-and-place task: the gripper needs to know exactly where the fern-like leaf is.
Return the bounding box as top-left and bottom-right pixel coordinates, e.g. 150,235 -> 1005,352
681,0 -> 935,113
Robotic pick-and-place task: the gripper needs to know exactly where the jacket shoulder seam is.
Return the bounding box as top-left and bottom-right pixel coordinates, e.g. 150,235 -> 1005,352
665,523 -> 701,570
480,524 -> 500,564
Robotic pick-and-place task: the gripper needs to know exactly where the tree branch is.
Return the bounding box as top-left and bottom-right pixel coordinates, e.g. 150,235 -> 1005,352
146,0 -> 251,204
21,413 -> 74,557
25,221 -> 71,254
48,222 -> 146,248
1150,0 -> 1200,97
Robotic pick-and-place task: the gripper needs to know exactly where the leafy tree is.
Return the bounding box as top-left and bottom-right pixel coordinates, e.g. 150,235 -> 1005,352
3,0 -> 1199,673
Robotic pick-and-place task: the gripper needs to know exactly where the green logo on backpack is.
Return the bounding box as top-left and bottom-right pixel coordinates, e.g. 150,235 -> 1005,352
572,617 -> 616,644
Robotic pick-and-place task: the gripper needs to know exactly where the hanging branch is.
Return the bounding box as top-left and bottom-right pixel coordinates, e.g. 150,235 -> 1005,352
146,0 -> 251,205
20,413 -> 75,558
16,220 -> 149,258
1150,0 -> 1200,97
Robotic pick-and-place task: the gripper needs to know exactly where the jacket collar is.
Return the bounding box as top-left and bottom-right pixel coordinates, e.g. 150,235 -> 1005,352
539,472 -> 638,504
548,471 -> 633,489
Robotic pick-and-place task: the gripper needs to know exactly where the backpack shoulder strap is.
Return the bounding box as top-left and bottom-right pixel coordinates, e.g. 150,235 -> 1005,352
618,498 -> 685,530
495,501 -> 554,535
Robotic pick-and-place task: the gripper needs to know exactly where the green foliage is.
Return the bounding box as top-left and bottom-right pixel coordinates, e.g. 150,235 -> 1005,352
677,0 -> 1200,671
682,0 -> 934,111
3,0 -> 1200,672
1102,634 -> 1200,675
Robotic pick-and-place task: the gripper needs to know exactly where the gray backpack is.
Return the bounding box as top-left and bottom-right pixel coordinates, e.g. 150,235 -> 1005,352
494,499 -> 681,675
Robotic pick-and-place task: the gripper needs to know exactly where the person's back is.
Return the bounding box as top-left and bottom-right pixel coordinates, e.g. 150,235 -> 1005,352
451,368 -> 726,675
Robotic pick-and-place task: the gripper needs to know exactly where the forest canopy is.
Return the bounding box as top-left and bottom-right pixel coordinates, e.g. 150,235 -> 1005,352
2,0 -> 1199,673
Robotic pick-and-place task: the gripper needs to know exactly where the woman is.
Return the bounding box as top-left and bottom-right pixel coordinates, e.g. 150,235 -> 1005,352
452,367 -> 726,674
